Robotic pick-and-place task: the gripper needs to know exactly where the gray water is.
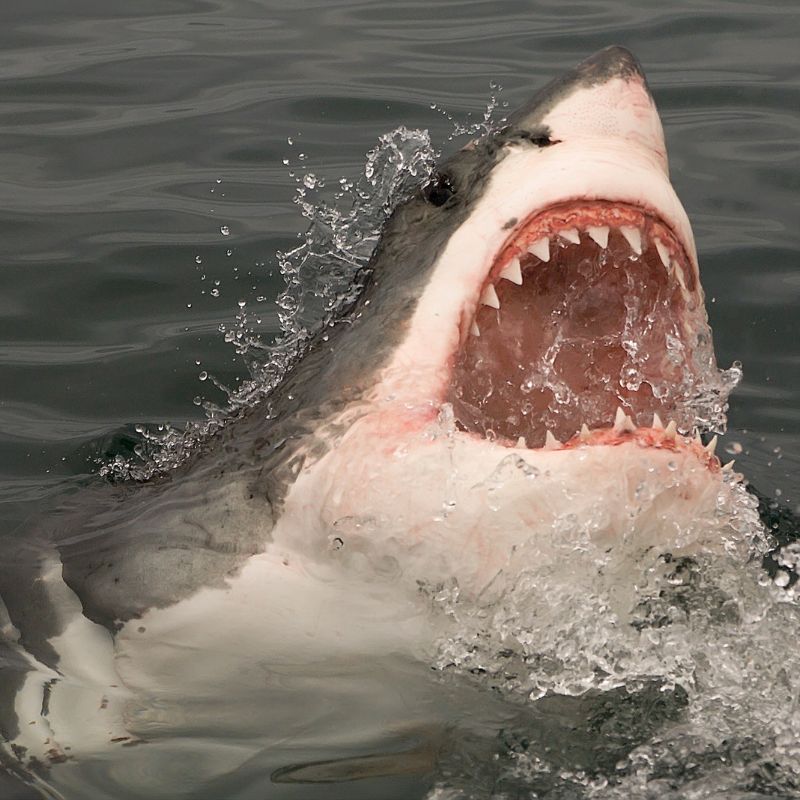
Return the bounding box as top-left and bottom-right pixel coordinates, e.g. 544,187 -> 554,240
0,1 -> 798,798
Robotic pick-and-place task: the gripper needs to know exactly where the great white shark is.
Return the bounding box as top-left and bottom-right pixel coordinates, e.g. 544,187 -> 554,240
0,47 -> 760,799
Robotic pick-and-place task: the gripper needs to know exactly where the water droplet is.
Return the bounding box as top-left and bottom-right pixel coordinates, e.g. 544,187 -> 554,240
220,225 -> 230,236
195,255 -> 202,264
198,371 -> 208,381
774,570 -> 790,588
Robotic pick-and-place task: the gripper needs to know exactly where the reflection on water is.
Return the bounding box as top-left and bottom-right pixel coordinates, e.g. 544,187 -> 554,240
0,0 -> 798,798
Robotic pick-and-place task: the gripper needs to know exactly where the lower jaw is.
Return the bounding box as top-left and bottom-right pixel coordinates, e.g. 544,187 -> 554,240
453,411 -> 722,471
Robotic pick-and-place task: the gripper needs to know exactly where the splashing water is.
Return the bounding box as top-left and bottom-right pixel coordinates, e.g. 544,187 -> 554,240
100,126 -> 437,480
101,89 -> 515,483
413,460 -> 800,799
431,80 -> 509,141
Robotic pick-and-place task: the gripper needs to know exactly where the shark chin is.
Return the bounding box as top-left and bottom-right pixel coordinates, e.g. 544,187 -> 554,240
0,47 -> 760,800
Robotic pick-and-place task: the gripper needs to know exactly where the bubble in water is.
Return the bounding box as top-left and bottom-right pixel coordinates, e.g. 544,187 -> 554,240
220,225 -> 230,236
774,570 -> 791,587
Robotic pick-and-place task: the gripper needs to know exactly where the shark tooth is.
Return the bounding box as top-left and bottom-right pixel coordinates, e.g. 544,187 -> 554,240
480,284 -> 500,309
560,228 -> 580,245
694,432 -> 703,446
675,265 -> 689,295
664,420 -> 677,439
499,256 -> 522,285
470,319 -> 480,337
620,226 -> 642,255
527,237 -> 550,262
579,423 -> 591,442
516,436 -> 527,448
613,407 -> 636,433
652,412 -> 664,430
722,460 -> 735,472
586,225 -> 609,248
654,238 -> 671,269
544,430 -> 562,450
705,435 -> 718,456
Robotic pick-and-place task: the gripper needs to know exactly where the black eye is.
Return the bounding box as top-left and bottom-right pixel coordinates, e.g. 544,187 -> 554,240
529,135 -> 553,147
422,173 -> 455,206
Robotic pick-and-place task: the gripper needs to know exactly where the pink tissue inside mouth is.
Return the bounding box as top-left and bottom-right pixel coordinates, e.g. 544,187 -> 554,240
446,201 -> 706,449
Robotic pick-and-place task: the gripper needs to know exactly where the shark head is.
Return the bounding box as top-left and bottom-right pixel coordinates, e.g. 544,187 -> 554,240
361,46 -> 706,441
271,46 -> 738,595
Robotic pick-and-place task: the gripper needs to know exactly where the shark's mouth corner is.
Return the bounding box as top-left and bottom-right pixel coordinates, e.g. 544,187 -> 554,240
446,200 -> 718,459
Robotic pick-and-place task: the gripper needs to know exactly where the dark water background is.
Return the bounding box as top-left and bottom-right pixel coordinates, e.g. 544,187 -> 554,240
0,1 -> 798,797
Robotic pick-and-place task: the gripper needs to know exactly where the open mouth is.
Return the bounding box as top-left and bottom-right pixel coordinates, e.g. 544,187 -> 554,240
447,201 -> 717,452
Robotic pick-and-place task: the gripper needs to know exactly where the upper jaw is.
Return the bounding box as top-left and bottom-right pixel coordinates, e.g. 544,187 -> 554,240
466,199 -> 696,344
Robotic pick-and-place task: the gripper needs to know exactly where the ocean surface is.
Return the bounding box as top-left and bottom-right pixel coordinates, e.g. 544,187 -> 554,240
0,1 -> 798,798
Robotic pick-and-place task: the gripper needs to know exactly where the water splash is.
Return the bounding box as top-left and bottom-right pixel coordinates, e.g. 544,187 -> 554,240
431,80 -> 509,141
100,126 -> 437,480
415,468 -> 800,799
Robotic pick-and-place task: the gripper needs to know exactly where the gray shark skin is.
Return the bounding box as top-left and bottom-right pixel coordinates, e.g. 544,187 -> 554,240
0,47 -> 757,800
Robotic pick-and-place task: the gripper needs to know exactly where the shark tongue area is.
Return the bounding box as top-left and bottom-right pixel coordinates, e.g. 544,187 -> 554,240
447,205 -> 708,449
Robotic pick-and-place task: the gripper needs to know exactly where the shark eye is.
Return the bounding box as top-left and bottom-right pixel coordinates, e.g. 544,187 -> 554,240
422,173 -> 456,206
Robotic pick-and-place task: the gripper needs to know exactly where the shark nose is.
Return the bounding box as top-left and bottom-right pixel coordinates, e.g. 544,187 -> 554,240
578,45 -> 648,86
505,46 -> 667,173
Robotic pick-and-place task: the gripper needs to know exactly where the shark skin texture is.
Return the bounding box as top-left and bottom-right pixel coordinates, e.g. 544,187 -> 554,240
0,47 -> 754,800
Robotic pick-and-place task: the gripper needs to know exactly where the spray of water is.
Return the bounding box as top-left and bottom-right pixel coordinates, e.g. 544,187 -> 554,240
100,126 -> 437,481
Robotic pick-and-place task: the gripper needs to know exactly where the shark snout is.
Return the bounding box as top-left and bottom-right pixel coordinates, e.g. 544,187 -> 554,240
508,46 -> 667,173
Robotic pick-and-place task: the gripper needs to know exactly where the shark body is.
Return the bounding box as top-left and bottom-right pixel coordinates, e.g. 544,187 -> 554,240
0,47 -> 756,799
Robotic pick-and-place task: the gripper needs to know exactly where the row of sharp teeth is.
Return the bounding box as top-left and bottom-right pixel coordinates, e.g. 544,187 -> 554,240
516,407 -> 721,458
472,224 -> 682,337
